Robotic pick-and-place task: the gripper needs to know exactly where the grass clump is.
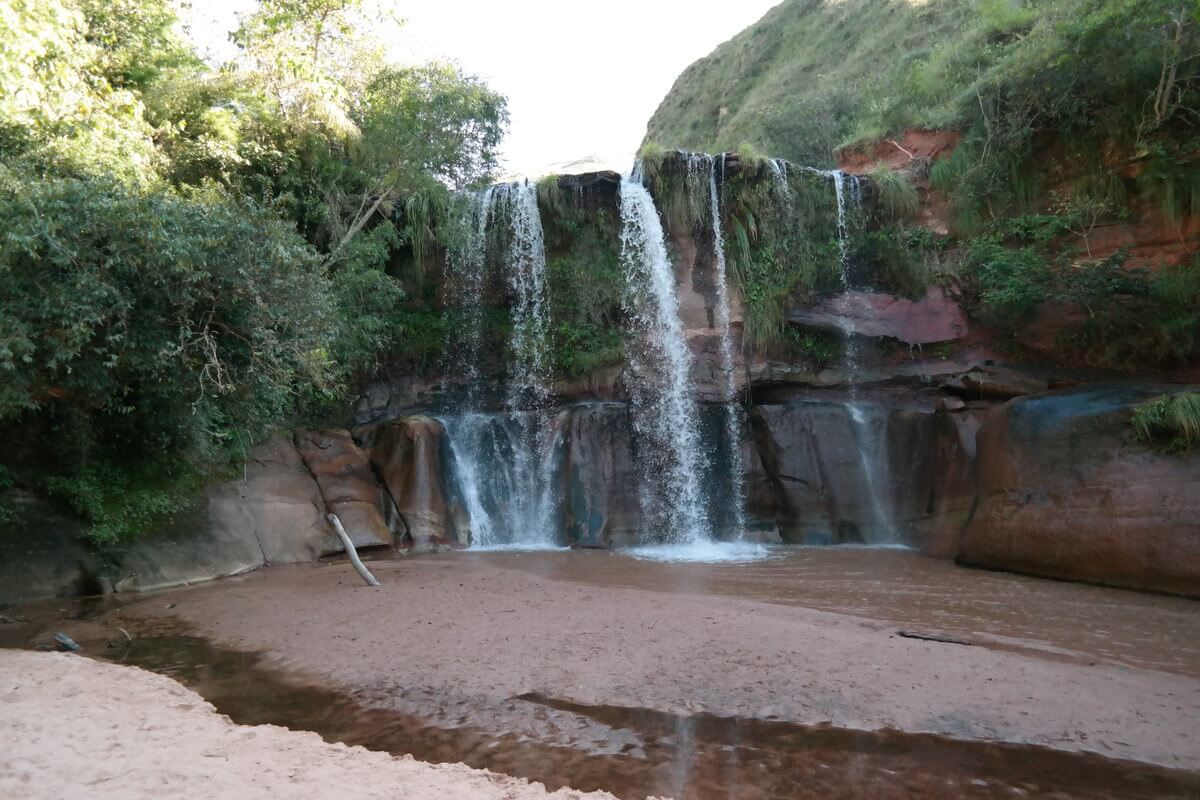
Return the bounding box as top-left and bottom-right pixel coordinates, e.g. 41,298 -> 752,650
870,165 -> 920,221
1132,392 -> 1200,453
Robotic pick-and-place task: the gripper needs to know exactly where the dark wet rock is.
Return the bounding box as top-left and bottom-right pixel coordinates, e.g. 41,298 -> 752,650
560,403 -> 640,548
294,429 -> 393,552
938,365 -> 1050,400
960,384 -> 1200,596
371,417 -> 467,547
751,395 -> 974,554
0,491 -> 104,605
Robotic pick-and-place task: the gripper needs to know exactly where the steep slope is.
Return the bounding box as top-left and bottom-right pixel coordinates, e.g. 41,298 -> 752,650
644,0 -> 1200,168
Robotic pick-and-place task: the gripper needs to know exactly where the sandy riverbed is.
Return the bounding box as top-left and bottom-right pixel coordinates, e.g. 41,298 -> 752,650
0,648 -> 627,800
42,548 -> 1200,772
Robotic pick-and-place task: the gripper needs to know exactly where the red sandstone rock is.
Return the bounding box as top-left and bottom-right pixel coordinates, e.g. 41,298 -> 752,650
788,286 -> 969,345
371,417 -> 467,547
294,429 -> 393,552
959,384 -> 1200,596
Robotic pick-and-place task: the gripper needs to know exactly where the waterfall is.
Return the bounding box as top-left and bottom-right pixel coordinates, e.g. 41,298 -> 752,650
441,182 -> 561,549
767,158 -> 792,211
445,185 -> 496,402
703,155 -> 747,538
618,168 -> 711,545
440,411 -> 563,550
827,169 -> 895,544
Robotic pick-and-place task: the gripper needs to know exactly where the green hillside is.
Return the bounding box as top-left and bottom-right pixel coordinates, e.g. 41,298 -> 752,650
645,0 -> 1200,168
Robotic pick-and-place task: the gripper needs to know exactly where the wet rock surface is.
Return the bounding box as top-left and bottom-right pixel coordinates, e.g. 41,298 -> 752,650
371,416 -> 467,547
749,395 -> 974,552
787,286 -> 969,345
561,404 -> 640,547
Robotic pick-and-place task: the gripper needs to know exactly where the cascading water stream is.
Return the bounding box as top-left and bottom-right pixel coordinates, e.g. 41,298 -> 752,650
704,155 -> 747,538
618,167 -> 711,546
441,182 -> 561,550
827,169 -> 895,544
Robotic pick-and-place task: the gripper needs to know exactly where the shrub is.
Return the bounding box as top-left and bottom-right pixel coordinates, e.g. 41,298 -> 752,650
1132,392 -> 1200,453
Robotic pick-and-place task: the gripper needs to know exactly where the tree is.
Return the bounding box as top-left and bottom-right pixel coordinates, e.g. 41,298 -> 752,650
326,63 -> 508,264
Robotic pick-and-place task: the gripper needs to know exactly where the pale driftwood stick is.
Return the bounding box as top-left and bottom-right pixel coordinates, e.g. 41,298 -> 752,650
327,513 -> 381,587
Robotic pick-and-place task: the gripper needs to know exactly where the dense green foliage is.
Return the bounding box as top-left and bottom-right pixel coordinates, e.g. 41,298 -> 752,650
539,190 -> 627,378
0,0 -> 506,541
1132,391 -> 1200,452
963,222 -> 1200,366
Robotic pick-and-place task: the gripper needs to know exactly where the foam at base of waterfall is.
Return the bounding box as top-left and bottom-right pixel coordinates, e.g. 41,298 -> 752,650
468,543 -> 569,553
622,540 -> 771,564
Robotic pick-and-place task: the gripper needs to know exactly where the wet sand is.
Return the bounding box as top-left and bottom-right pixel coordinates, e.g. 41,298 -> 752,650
0,649 -> 621,800
33,547 -> 1198,777
5,548 -> 1200,798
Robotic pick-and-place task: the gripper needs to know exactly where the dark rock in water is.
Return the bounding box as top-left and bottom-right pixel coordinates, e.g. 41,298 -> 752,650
560,403 -> 640,548
294,429 -> 393,553
371,417 -> 467,547
53,632 -> 80,652
750,394 -> 974,554
960,383 -> 1200,597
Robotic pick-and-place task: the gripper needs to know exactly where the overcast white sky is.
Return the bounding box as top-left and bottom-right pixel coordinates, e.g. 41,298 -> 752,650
177,1 -> 782,178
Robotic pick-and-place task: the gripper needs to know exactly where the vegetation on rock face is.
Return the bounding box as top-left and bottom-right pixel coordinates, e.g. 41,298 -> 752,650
1132,392 -> 1200,452
539,187 -> 627,378
646,0 -> 1200,369
0,0 -> 507,541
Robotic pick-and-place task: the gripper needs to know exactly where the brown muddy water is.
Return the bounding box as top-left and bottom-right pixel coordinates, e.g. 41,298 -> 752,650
7,547 -> 1200,799
477,547 -> 1200,677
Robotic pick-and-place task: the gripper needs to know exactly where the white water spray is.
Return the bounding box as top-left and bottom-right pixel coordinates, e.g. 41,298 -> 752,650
827,169 -> 895,544
442,182 -> 562,549
618,167 -> 711,545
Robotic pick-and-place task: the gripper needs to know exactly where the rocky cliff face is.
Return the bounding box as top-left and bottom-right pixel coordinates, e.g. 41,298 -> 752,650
5,154 -> 1198,606
961,385 -> 1200,596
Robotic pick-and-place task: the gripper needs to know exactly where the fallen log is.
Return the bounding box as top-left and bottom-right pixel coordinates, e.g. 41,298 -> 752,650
326,513 -> 381,588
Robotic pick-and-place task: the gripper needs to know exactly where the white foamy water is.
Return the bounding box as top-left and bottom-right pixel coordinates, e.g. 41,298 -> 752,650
443,182 -> 561,550
623,540 -> 771,563
619,167 -> 711,545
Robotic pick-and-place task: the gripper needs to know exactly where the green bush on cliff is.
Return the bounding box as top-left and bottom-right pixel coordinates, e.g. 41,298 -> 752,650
542,197 -> 627,378
1132,392 -> 1200,453
722,164 -> 842,352
965,226 -> 1200,367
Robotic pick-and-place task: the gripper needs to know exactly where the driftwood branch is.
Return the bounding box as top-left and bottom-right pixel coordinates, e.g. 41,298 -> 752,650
897,630 -> 971,646
326,513 -> 381,587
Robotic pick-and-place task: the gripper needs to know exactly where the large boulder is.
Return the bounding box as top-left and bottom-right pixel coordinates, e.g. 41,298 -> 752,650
112,433 -> 334,592
371,417 -> 466,546
960,384 -> 1200,596
751,395 -> 974,553
294,429 -> 393,552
